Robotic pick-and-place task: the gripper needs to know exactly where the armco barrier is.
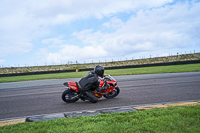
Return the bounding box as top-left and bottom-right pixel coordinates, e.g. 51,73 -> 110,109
0,60 -> 200,77
0,69 -> 75,77
104,60 -> 200,70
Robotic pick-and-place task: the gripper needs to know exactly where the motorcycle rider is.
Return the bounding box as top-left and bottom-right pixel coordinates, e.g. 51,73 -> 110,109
78,65 -> 109,103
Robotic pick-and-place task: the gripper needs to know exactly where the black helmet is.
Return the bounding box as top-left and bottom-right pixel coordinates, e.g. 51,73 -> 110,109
94,65 -> 104,78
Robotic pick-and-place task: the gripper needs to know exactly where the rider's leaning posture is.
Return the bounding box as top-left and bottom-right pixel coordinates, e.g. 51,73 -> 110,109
78,65 -> 109,103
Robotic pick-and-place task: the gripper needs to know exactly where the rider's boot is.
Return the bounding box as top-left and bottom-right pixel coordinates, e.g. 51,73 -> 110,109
80,93 -> 87,101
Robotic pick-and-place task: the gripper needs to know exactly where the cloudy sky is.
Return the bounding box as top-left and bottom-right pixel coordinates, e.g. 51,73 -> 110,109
0,0 -> 200,67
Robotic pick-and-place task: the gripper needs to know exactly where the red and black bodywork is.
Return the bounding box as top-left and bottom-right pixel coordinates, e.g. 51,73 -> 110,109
62,74 -> 120,103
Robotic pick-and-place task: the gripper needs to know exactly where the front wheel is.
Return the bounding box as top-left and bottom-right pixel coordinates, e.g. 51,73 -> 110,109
62,89 -> 79,103
104,87 -> 120,99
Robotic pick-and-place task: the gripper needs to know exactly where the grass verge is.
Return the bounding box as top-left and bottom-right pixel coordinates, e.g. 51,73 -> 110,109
0,105 -> 200,133
0,63 -> 200,83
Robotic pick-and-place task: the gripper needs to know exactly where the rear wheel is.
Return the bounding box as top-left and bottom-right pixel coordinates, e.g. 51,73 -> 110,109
62,89 -> 79,103
103,87 -> 120,99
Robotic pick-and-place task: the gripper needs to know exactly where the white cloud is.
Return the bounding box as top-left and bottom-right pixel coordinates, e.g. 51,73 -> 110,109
0,0 -> 200,66
103,17 -> 124,29
71,0 -> 200,58
0,0 -> 173,29
41,36 -> 66,45
0,42 -> 32,57
40,45 -> 108,64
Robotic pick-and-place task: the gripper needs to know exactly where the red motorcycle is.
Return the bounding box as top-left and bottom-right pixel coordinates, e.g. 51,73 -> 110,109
62,74 -> 120,103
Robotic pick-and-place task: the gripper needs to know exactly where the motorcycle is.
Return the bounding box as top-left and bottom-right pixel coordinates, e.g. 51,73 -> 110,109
62,74 -> 120,103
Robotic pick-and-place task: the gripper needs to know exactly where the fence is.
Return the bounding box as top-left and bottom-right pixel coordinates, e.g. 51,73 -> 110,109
1,50 -> 198,68
0,52 -> 200,75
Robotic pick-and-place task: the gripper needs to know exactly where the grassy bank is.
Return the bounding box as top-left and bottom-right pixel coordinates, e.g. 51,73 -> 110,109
0,63 -> 200,83
0,105 -> 200,132
1,53 -> 200,75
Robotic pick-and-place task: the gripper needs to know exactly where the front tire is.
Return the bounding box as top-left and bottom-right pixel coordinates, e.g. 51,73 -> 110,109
104,87 -> 120,99
62,89 -> 79,103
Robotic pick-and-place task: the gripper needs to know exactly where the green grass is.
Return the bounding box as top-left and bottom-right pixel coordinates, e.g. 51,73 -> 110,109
1,105 -> 200,133
106,63 -> 200,75
0,63 -> 200,83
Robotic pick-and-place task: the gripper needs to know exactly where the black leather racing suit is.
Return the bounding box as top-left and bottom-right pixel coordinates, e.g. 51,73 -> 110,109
78,71 -> 100,103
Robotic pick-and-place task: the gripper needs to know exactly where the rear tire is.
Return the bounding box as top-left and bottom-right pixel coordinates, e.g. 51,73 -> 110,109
62,89 -> 79,103
104,87 -> 120,99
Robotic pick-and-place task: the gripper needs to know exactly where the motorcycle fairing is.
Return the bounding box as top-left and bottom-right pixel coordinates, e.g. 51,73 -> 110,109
63,81 -> 79,91
94,80 -> 118,97
64,74 -> 118,96
99,79 -> 117,88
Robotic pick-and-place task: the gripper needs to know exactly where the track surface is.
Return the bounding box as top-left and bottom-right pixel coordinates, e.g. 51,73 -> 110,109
0,72 -> 200,120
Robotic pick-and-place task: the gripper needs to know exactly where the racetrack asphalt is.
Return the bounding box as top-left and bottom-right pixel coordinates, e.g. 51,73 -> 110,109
0,72 -> 200,120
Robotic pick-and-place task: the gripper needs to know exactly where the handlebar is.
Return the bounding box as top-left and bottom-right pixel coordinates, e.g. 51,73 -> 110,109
102,79 -> 107,87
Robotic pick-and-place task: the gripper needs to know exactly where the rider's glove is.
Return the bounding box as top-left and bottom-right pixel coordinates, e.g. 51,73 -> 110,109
96,87 -> 102,92
97,84 -> 110,92
105,84 -> 110,89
